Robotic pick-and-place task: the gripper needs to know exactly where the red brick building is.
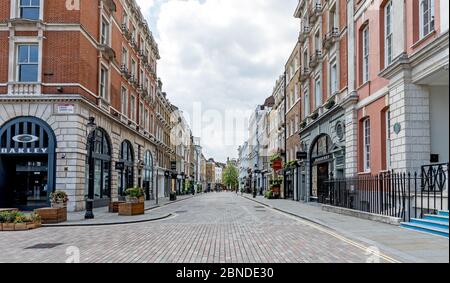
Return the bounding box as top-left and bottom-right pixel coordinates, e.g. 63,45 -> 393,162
0,0 -> 174,211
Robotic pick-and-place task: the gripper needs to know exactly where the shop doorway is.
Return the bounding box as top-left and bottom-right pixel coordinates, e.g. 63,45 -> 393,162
0,117 -> 56,210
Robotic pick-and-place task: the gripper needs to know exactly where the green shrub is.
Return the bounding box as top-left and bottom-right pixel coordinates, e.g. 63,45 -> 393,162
124,187 -> 145,198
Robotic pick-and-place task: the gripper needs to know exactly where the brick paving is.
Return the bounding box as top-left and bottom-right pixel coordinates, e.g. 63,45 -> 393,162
0,192 -> 397,263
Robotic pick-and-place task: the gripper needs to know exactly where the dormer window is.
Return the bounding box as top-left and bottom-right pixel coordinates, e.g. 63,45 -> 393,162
19,0 -> 40,20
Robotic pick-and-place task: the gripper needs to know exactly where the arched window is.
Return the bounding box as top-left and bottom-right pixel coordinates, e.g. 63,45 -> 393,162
118,140 -> 134,195
85,128 -> 112,200
143,150 -> 154,200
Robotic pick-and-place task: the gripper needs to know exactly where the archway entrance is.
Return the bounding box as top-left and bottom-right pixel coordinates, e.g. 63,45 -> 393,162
143,150 -> 153,200
310,134 -> 333,203
0,117 -> 56,210
85,128 -> 112,207
118,140 -> 134,195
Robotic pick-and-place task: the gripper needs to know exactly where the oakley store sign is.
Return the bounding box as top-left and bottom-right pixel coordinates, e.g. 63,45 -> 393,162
1,147 -> 49,154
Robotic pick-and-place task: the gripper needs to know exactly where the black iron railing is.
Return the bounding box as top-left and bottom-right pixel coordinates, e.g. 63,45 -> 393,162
325,164 -> 448,222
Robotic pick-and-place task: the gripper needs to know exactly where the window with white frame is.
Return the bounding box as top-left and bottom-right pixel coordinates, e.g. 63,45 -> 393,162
304,88 -> 310,118
385,1 -> 393,66
295,83 -> 299,101
139,101 -> 144,125
17,44 -> 39,82
121,87 -> 128,116
362,25 -> 370,84
100,17 -> 110,45
420,0 -> 435,38
314,31 -> 321,52
363,118 -> 371,171
122,47 -> 128,68
122,11 -> 129,27
19,0 -> 40,20
131,59 -> 136,78
100,66 -> 108,99
314,75 -> 321,108
303,50 -> 308,69
130,95 -> 136,121
330,59 -> 338,95
144,108 -> 149,130
150,114 -> 154,133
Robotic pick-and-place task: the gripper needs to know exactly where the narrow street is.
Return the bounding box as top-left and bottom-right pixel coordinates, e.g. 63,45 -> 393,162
0,193 -> 397,263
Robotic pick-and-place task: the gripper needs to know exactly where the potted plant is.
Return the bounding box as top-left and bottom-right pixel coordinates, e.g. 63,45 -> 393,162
309,110 -> 319,120
324,97 -> 336,110
270,154 -> 283,171
300,120 -> 307,129
50,190 -> 69,208
1,211 -> 16,231
124,187 -> 145,203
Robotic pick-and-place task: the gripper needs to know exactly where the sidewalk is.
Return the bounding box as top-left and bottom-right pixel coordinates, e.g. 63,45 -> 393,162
241,194 -> 449,263
44,194 -> 196,227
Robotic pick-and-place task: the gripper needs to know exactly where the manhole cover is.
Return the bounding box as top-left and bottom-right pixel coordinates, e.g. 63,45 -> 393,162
175,210 -> 188,214
25,243 -> 64,249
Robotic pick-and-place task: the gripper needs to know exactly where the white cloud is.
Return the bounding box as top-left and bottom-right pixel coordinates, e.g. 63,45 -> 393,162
135,0 -> 155,17
138,0 -> 298,162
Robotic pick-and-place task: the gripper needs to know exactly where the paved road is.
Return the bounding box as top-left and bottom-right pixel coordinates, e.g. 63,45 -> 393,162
0,193 -> 397,263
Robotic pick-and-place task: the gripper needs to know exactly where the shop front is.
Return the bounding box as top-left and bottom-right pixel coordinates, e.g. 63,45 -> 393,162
0,116 -> 56,210
118,140 -> 135,196
85,127 -> 112,208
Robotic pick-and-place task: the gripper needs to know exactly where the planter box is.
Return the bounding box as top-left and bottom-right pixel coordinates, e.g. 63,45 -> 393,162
1,223 -> 15,231
109,201 -> 126,213
118,202 -> 145,216
35,207 -> 67,224
14,223 -> 27,231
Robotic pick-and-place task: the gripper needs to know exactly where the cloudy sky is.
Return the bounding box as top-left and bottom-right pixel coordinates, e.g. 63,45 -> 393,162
136,0 -> 299,162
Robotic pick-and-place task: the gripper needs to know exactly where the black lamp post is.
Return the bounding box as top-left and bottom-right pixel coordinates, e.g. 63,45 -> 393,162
85,117 -> 97,219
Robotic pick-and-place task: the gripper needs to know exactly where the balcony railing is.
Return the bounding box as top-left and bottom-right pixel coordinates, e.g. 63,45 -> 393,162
299,26 -> 311,43
323,27 -> 340,49
300,67 -> 311,82
309,50 -> 323,69
309,3 -> 323,24
8,82 -> 41,95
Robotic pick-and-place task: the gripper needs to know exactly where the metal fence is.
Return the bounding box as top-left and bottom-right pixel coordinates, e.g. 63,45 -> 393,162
324,163 -> 448,222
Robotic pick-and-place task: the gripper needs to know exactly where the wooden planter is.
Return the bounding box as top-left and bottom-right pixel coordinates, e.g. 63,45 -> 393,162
118,202 -> 145,216
14,223 -> 27,231
109,201 -> 126,213
1,223 -> 15,231
35,207 -> 67,224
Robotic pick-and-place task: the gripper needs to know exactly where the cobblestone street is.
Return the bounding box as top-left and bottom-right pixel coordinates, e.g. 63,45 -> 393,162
0,193 -> 398,263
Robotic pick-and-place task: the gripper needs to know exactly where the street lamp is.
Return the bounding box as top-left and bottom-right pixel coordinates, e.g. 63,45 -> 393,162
85,117 -> 97,219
